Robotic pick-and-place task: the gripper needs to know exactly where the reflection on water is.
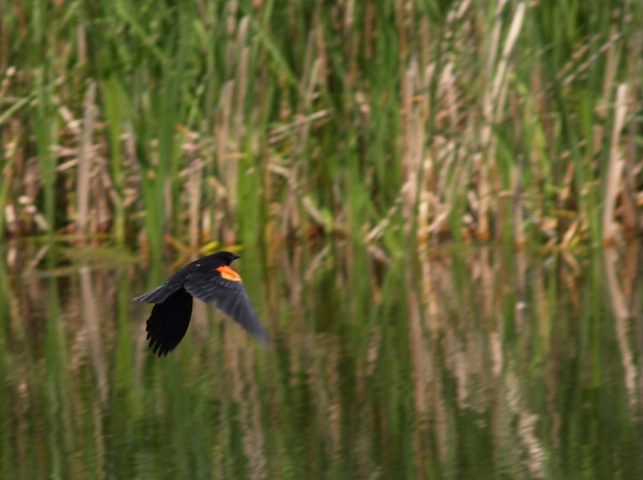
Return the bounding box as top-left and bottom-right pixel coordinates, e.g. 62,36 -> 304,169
0,243 -> 641,479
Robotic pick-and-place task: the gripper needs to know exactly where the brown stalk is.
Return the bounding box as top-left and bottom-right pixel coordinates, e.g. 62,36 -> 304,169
76,82 -> 97,242
188,160 -> 203,250
602,84 -> 628,244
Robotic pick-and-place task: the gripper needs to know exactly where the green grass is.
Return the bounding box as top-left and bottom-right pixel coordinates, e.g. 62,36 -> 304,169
0,0 -> 640,253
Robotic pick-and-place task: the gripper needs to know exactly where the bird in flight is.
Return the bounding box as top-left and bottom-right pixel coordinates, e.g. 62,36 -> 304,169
134,251 -> 270,356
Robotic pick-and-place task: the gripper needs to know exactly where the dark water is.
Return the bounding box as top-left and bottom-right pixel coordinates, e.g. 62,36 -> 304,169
1,243 -> 641,479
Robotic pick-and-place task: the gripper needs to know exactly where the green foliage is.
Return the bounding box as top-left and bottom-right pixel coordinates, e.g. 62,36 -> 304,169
0,0 -> 640,250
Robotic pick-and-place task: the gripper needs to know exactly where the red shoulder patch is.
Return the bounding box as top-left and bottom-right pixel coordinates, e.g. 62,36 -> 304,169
216,265 -> 242,282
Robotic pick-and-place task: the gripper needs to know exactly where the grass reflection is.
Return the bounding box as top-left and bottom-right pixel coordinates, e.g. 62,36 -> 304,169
0,243 -> 640,479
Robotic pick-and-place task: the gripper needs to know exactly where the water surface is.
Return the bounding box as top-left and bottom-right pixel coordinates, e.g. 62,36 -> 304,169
1,243 -> 641,479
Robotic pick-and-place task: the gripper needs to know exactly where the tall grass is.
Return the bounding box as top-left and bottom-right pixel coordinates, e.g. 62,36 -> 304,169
0,0 -> 640,254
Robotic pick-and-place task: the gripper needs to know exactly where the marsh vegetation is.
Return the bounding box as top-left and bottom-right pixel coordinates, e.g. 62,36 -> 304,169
0,1 -> 641,479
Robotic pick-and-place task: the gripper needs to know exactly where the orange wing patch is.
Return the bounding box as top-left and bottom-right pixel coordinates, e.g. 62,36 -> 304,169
216,265 -> 242,282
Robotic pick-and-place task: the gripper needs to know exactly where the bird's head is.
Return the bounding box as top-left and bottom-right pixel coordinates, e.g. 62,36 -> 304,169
209,251 -> 240,266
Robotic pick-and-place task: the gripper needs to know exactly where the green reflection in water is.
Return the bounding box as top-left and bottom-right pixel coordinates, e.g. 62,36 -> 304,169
0,245 -> 641,479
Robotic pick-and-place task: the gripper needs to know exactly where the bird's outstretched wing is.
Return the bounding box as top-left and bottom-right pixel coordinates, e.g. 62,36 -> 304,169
184,270 -> 270,343
145,288 -> 194,357
133,283 -> 178,304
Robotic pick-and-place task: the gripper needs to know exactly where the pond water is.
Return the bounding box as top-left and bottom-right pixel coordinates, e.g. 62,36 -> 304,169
1,242 -> 641,479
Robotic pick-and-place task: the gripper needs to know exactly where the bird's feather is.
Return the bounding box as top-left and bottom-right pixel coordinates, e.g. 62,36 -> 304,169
145,288 -> 193,357
184,272 -> 270,343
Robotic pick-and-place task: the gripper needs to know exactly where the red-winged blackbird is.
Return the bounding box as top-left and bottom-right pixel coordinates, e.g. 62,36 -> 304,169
134,251 -> 270,356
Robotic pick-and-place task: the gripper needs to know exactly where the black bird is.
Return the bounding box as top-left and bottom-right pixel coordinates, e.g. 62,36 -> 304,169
134,251 -> 270,356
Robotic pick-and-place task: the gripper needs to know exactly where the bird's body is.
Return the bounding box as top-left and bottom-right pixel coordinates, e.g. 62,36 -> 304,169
134,251 -> 269,356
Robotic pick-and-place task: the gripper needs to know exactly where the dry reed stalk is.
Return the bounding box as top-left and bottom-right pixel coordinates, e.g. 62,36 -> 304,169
189,165 -> 202,249
184,151 -> 203,250
296,57 -> 322,159
1,148 -> 18,236
215,80 -> 234,239
235,17 -> 250,131
479,247 -> 495,319
218,17 -> 249,226
602,83 -> 628,244
76,82 -> 97,241
490,2 -> 526,121
268,110 -> 332,144
512,156 -> 525,247
400,58 -> 424,239
620,117 -> 640,236
3,202 -> 16,237
511,254 -> 528,332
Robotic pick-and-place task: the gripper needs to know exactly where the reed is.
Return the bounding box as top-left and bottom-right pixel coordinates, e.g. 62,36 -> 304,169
0,1 -> 640,252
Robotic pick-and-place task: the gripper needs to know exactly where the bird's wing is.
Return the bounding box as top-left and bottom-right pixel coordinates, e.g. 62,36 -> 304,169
134,263 -> 195,303
133,282 -> 179,304
184,270 -> 270,343
145,287 -> 194,357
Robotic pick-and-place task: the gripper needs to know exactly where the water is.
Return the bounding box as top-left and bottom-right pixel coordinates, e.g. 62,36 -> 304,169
1,242 -> 641,479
